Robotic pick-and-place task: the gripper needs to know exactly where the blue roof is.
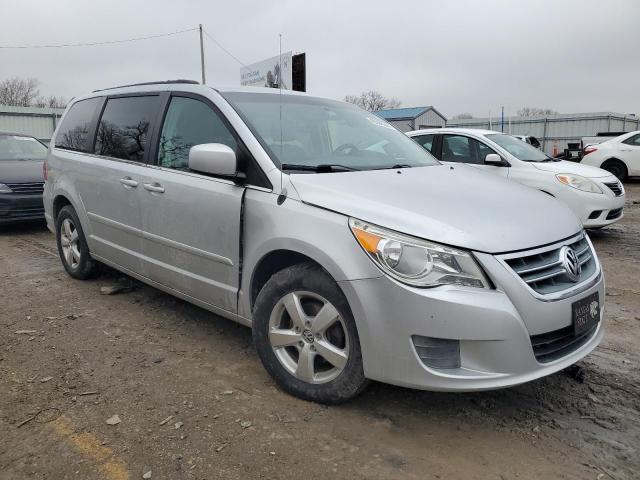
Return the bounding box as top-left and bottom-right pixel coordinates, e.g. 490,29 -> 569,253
374,106 -> 432,120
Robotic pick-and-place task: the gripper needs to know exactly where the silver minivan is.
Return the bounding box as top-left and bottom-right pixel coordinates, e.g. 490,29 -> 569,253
44,81 -> 604,403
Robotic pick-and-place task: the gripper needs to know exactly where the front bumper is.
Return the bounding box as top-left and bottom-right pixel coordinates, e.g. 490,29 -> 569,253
0,193 -> 45,224
565,186 -> 625,228
339,249 -> 604,392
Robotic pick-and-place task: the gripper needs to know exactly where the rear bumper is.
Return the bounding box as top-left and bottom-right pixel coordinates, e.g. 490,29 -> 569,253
0,193 -> 44,223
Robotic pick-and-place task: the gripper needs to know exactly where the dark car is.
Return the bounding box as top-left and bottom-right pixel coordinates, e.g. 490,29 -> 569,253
0,132 -> 47,223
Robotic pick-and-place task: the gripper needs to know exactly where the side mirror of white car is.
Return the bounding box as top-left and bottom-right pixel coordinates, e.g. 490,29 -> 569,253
189,143 -> 238,177
485,153 -> 507,166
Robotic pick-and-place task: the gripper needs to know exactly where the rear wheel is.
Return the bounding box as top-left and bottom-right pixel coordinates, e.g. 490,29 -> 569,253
601,159 -> 628,181
252,263 -> 368,404
55,205 -> 97,279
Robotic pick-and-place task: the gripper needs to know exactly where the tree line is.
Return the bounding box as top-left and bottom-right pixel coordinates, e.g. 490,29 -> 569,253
0,77 -> 66,108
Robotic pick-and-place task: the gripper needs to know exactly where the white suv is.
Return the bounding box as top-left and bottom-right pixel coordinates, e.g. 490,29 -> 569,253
408,128 -> 625,229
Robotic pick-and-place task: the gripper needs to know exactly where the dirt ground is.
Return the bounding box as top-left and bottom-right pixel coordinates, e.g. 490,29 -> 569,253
1,183 -> 638,480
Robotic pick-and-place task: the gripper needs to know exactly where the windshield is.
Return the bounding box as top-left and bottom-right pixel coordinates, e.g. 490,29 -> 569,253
486,134 -> 549,162
222,92 -> 440,171
0,135 -> 47,161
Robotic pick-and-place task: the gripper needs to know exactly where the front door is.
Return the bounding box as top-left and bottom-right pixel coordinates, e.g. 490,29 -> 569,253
139,94 -> 245,313
439,134 -> 510,179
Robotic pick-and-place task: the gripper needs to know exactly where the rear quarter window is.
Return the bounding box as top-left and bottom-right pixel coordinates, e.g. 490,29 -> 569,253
54,97 -> 103,152
94,95 -> 161,162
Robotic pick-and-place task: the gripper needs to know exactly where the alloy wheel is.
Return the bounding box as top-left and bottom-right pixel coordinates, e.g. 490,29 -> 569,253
268,291 -> 349,384
60,218 -> 81,269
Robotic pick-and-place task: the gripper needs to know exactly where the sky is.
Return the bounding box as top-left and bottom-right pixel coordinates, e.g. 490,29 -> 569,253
1,0 -> 639,118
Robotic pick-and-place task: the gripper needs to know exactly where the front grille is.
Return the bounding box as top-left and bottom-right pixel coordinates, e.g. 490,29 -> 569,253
606,208 -> 623,220
531,323 -> 598,363
503,235 -> 597,296
588,210 -> 602,220
5,182 -> 44,194
0,205 -> 44,219
603,181 -> 623,196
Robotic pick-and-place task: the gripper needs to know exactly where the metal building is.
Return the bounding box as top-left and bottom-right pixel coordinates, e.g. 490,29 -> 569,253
374,106 -> 447,132
0,105 -> 65,144
446,112 -> 640,155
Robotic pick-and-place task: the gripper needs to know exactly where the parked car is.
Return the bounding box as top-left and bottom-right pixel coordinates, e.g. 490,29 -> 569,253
580,130 -> 640,181
513,134 -> 541,149
407,128 -> 625,229
0,132 -> 47,224
44,82 -> 604,403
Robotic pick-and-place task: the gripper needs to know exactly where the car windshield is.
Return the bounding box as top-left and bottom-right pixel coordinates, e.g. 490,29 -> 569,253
486,134 -> 549,162
0,135 -> 47,161
222,92 -> 440,171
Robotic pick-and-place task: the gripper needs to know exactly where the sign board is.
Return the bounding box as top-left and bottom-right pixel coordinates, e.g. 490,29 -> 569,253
241,52 -> 293,90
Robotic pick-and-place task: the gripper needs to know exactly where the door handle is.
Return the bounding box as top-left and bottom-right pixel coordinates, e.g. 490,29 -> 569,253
120,177 -> 138,188
143,182 -> 165,193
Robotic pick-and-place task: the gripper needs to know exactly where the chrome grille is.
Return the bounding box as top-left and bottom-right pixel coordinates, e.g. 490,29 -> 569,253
603,181 -> 623,196
5,182 -> 44,194
502,235 -> 597,296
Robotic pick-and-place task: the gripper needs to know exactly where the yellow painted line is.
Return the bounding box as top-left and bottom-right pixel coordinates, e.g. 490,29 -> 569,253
49,415 -> 129,480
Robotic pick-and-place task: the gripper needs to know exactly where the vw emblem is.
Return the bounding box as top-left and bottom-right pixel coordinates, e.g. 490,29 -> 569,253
302,329 -> 315,343
559,246 -> 581,282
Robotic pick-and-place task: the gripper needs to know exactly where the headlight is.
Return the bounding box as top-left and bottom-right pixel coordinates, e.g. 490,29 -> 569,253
556,174 -> 603,194
349,218 -> 490,288
0,183 -> 13,194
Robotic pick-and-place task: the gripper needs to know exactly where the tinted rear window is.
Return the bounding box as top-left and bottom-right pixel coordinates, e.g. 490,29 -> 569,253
54,97 -> 102,152
94,96 -> 160,162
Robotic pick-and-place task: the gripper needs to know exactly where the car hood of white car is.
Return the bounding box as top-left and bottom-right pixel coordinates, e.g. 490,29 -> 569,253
289,164 -> 581,254
530,160 -> 614,179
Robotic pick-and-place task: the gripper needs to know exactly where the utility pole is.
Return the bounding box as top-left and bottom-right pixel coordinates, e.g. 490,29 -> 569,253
199,24 -> 206,85
501,106 -> 504,133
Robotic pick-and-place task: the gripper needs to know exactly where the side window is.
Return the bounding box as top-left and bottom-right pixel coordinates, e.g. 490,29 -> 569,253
622,134 -> 640,146
442,135 -> 473,163
54,97 -> 102,152
158,97 -> 237,170
412,134 -> 435,153
94,96 -> 160,162
477,140 -> 499,162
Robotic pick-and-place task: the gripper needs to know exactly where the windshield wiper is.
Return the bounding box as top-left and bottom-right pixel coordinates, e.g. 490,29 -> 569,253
372,164 -> 413,170
281,163 -> 359,172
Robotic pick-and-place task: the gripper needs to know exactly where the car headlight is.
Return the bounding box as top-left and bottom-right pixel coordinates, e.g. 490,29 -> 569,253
556,174 -> 603,194
0,183 -> 13,194
349,218 -> 490,288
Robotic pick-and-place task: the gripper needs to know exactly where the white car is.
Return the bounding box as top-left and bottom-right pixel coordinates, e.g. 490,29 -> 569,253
407,128 -> 625,228
580,130 -> 640,181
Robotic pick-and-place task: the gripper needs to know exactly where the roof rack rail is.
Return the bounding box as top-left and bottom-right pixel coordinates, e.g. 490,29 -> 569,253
93,79 -> 200,93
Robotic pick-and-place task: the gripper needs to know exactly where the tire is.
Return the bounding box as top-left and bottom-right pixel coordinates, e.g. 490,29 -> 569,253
601,159 -> 628,181
55,205 -> 97,280
252,263 -> 368,404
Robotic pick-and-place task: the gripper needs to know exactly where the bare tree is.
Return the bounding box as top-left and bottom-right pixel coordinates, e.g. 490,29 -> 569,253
344,91 -> 401,112
452,113 -> 474,119
0,77 -> 40,107
517,107 -> 558,117
34,95 -> 67,109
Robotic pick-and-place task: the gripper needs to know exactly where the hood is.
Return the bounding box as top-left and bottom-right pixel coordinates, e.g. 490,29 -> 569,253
289,164 -> 581,254
531,160 -> 613,179
0,159 -> 45,184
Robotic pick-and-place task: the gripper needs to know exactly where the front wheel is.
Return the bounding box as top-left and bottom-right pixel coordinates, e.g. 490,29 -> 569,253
252,263 -> 368,404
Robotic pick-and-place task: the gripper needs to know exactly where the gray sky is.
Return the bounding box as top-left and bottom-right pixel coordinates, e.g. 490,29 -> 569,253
1,0 -> 639,118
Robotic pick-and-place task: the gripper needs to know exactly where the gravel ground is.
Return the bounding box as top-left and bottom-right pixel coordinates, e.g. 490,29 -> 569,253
1,182 -> 638,480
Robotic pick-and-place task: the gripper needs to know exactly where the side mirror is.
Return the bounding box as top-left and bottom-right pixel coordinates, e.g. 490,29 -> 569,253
189,143 -> 237,177
484,153 -> 507,166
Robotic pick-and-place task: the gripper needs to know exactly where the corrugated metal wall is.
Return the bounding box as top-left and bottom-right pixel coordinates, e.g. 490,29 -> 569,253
387,109 -> 447,132
447,112 -> 640,155
0,105 -> 65,144
414,110 -> 446,129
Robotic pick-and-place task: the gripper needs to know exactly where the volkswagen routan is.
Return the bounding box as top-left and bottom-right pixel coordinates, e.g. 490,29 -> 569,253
44,81 -> 604,403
